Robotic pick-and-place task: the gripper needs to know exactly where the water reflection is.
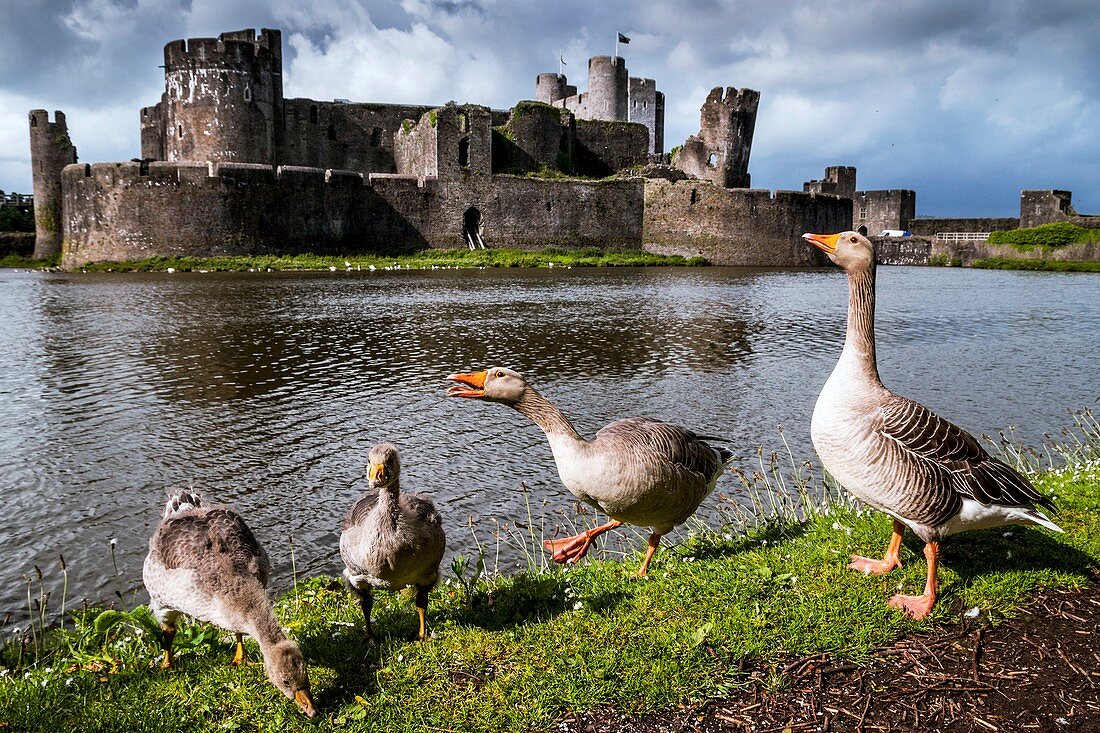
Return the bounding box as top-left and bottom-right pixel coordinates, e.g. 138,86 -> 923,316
0,266 -> 1096,623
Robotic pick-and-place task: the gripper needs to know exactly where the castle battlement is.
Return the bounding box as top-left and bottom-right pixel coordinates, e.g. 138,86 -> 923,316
706,86 -> 760,111
163,29 -> 281,70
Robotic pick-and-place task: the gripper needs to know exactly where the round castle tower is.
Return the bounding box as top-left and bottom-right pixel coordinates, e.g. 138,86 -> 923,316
28,109 -> 77,259
535,73 -> 567,104
162,28 -> 283,165
585,56 -> 628,121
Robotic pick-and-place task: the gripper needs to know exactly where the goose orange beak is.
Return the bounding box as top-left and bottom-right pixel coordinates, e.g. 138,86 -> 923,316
446,370 -> 487,398
295,689 -> 317,718
368,464 -> 385,483
803,232 -> 840,254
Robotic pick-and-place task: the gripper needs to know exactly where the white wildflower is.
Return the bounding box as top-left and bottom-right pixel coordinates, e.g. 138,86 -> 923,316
573,601 -> 583,611
965,607 -> 981,618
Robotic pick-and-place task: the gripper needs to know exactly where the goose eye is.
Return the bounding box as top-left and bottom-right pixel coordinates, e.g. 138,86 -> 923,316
849,236 -> 857,243
496,370 -> 505,378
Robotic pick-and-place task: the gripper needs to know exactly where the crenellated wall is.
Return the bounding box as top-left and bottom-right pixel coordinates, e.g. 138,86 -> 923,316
642,181 -> 848,266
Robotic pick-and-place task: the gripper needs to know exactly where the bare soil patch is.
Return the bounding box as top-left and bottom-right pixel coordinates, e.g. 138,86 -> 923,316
554,581 -> 1100,733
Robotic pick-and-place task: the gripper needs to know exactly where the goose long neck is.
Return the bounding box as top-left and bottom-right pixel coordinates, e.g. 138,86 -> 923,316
512,387 -> 584,442
248,600 -> 287,650
375,483 -> 401,528
841,265 -> 882,384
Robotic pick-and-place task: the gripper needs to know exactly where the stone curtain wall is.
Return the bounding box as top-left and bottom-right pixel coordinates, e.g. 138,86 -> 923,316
572,120 -> 650,177
281,100 -> 436,175
642,181 -> 849,266
60,162 -> 644,267
907,217 -> 1019,236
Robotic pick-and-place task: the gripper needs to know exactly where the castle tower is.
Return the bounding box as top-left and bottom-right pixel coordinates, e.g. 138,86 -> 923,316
28,109 -> 77,259
675,87 -> 760,188
162,28 -> 283,165
140,97 -> 167,161
535,73 -> 567,104
586,56 -> 628,121
804,166 -> 857,199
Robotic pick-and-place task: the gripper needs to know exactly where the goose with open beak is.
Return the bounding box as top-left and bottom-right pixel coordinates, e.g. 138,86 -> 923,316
446,367 -> 733,576
803,231 -> 1061,619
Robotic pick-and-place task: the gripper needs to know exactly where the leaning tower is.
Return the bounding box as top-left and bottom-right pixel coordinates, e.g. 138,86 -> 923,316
676,87 -> 760,188
28,109 -> 77,259
161,28 -> 283,165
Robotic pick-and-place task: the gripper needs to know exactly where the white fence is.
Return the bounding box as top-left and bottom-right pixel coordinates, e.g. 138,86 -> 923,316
935,232 -> 991,242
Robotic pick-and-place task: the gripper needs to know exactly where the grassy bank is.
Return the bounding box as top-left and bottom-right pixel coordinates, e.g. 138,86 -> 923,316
969,257 -> 1100,273
3,248 -> 707,272
2,415 -> 1098,732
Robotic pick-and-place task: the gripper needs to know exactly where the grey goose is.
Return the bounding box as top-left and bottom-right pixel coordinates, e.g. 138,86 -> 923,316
446,367 -> 733,576
803,231 -> 1061,619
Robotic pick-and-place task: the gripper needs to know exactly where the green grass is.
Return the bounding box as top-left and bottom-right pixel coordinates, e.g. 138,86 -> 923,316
988,222 -> 1100,250
969,257 -> 1100,272
0,253 -> 60,269
3,414 -> 1098,732
66,248 -> 708,272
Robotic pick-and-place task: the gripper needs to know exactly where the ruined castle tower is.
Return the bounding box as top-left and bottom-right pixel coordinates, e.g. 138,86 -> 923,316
28,110 -> 77,259
153,28 -> 283,165
675,87 -> 760,188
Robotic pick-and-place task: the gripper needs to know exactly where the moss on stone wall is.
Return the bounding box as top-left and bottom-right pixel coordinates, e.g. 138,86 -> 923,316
36,203 -> 60,234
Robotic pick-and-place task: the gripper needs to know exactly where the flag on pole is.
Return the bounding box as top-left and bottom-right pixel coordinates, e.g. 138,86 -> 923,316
617,32 -> 631,43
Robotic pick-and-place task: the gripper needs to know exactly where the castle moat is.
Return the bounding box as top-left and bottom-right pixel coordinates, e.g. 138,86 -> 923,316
1,265 -> 1097,621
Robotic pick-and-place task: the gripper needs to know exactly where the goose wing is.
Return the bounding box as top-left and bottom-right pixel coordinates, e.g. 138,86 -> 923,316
879,396 -> 1054,511
596,417 -> 724,482
155,508 -> 270,586
343,488 -> 381,530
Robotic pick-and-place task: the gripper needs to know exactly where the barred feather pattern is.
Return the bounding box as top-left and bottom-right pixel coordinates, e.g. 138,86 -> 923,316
150,505 -> 270,590
811,245 -> 1058,542
514,390 -> 728,535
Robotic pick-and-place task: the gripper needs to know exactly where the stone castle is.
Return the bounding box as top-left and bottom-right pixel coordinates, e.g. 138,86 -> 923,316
26,27 -> 1089,268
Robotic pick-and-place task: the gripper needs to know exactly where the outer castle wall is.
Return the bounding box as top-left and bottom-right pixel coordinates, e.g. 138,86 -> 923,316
642,181 -> 848,266
60,162 -> 644,267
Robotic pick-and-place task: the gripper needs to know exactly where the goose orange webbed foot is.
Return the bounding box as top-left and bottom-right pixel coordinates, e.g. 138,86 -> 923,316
543,533 -> 595,564
888,592 -> 936,620
848,554 -> 902,575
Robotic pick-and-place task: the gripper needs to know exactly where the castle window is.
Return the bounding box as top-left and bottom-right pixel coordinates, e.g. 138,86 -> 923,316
30,114 -> 37,127
858,206 -> 867,220
178,125 -> 183,139
370,127 -> 382,147
244,85 -> 252,102
457,113 -> 468,133
643,101 -> 648,110
690,188 -> 698,205
309,105 -> 318,124
327,124 -> 337,141
84,164 -> 91,177
706,153 -> 717,167
458,136 -> 470,167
